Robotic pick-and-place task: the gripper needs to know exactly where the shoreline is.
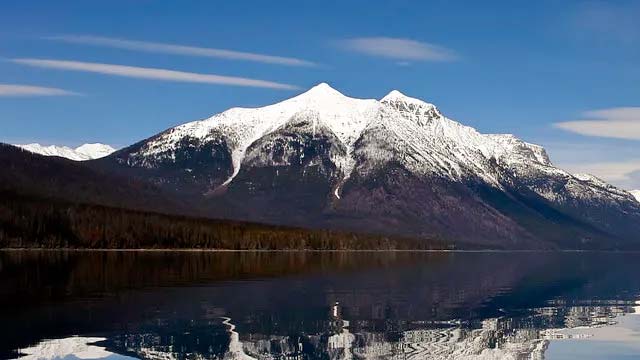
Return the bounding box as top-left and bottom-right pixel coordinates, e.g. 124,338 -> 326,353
1,248 -> 638,253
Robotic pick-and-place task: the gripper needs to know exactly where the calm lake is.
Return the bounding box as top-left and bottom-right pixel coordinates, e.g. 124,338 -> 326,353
1,251 -> 639,359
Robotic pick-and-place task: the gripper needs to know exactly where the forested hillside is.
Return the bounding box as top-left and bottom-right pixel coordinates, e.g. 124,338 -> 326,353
0,193 -> 450,250
0,143 -> 452,250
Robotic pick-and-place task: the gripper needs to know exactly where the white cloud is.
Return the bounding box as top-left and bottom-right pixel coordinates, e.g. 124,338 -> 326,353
545,141 -> 640,189
45,35 -> 316,67
553,107 -> 640,140
561,159 -> 640,190
11,58 -> 299,90
0,83 -> 79,97
339,37 -> 457,62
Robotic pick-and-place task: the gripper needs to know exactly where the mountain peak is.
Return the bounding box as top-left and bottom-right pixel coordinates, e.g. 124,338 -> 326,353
381,89 -> 434,108
382,90 -> 407,99
300,82 -> 344,98
75,143 -> 116,159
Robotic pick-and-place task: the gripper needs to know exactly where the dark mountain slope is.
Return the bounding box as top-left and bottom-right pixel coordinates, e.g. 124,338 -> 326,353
85,84 -> 640,249
0,143 -> 187,214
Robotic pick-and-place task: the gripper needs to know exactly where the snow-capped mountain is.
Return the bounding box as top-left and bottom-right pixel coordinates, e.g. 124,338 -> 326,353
630,190 -> 640,203
15,143 -> 115,161
122,84 -> 548,187
98,83 -> 640,249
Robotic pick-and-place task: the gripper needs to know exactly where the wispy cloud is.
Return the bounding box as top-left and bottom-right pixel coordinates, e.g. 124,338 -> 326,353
338,37 -> 457,62
10,58 -> 299,90
554,107 -> 640,140
561,159 -> 640,189
45,35 -> 317,67
0,83 -> 79,97
545,140 -> 640,189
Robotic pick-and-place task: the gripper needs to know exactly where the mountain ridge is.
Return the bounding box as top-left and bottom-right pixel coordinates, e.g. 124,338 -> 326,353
84,83 -> 640,249
15,143 -> 115,161
114,83 -> 560,191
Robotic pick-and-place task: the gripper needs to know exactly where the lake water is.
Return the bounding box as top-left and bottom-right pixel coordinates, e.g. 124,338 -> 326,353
1,251 -> 639,360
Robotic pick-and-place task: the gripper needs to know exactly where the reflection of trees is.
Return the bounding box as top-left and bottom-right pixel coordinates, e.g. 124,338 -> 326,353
0,251 -> 447,306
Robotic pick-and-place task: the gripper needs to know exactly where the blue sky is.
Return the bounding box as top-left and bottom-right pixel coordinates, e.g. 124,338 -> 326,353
1,0 -> 639,188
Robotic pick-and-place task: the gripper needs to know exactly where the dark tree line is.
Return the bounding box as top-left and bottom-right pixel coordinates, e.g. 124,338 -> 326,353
0,193 -> 450,250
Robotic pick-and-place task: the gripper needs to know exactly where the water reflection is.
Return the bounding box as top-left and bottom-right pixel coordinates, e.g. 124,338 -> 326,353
13,337 -> 133,360
2,251 -> 640,359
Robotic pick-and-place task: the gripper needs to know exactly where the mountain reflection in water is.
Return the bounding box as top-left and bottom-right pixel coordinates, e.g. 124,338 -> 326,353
1,251 -> 639,359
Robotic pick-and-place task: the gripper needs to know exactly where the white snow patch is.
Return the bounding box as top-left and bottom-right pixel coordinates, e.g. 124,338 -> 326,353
75,143 -> 116,159
136,82 -> 378,186
15,143 -> 116,161
124,82 -> 635,207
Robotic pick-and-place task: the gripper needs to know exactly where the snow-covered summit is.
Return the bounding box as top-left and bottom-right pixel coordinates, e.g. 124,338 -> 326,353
75,143 -> 116,159
131,83 -> 378,180
381,89 -> 436,108
15,143 -> 116,161
123,83 -> 632,202
130,83 -> 547,175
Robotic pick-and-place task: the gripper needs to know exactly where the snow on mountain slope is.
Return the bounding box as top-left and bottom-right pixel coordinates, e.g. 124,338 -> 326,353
630,190 -> 640,202
106,83 -> 640,248
130,83 -> 378,186
15,143 -> 115,161
116,83 -> 640,209
75,143 -> 116,159
128,83 -> 560,190
570,173 -> 636,201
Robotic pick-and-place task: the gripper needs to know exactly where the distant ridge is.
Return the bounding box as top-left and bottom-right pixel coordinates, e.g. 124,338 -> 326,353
15,142 -> 115,161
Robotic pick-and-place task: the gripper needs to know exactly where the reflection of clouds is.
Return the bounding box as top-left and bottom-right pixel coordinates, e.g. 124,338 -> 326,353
12,337 -> 125,360
549,312 -> 640,349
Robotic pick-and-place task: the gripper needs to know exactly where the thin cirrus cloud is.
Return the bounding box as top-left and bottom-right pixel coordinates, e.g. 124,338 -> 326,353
338,37 -> 458,62
10,58 -> 300,90
554,107 -> 640,140
0,83 -> 79,97
44,35 -> 317,67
